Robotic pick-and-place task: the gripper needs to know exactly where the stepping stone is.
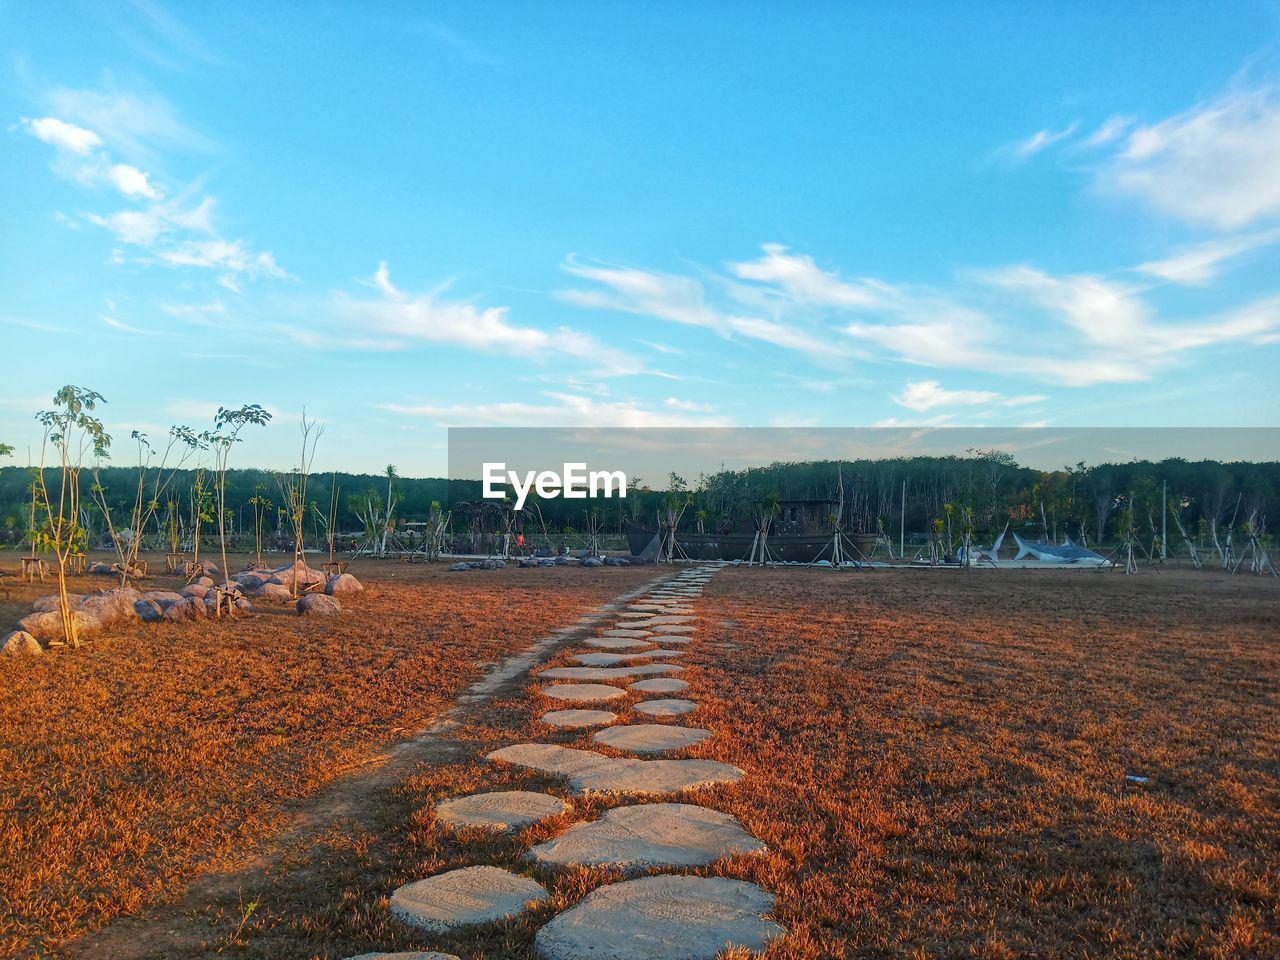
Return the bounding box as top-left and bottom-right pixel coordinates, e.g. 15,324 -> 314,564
603,629 -> 652,639
651,624 -> 695,635
633,698 -> 698,717
586,637 -> 653,650
347,953 -> 460,960
594,723 -> 711,754
642,634 -> 691,645
540,706 -> 619,727
389,865 -> 547,931
542,708 -> 618,729
572,650 -> 687,666
539,664 -> 684,681
648,615 -> 694,625
435,790 -> 569,831
541,683 -> 627,703
488,744 -> 743,794
631,677 -> 690,694
533,875 -> 783,960
528,803 -> 764,872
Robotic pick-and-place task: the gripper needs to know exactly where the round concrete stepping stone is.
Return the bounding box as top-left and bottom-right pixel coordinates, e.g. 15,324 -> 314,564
389,865 -> 547,931
533,875 -> 782,960
647,615 -> 694,625
602,629 -> 652,639
642,633 -> 691,644
540,706 -> 619,727
542,708 -> 618,729
630,677 -> 690,693
633,698 -> 698,717
541,683 -> 627,703
594,723 -> 711,754
539,663 -> 684,681
435,790 -> 569,831
529,803 -> 764,872
572,651 -> 687,667
487,744 -> 744,794
650,624 -> 696,635
347,952 -> 460,960
586,636 -> 653,650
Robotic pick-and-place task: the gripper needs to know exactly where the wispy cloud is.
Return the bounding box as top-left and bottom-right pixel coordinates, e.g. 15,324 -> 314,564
382,392 -> 731,427
22,84 -> 289,292
1103,85 -> 1280,229
1003,121 -> 1080,160
329,263 -> 650,378
1134,228 -> 1280,284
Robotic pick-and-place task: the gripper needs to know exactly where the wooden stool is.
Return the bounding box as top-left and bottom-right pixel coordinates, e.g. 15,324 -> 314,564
322,560 -> 349,576
69,553 -> 87,574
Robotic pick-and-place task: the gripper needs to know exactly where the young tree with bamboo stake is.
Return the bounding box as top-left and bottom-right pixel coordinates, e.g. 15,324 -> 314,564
91,426 -> 201,587
33,386 -> 111,648
248,485 -> 273,567
274,413 -> 324,597
202,405 -> 272,615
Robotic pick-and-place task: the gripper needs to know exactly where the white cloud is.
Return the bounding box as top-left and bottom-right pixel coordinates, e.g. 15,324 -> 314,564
1105,86 -> 1280,228
728,244 -> 877,307
382,392 -> 731,428
334,263 -> 649,378
663,397 -> 714,412
1085,115 -> 1132,147
1006,121 -> 1079,160
975,266 -> 1149,349
1134,228 -> 1280,285
892,379 -> 1048,413
106,163 -> 161,199
893,380 -> 999,412
559,255 -> 844,358
22,116 -> 102,155
43,82 -> 212,160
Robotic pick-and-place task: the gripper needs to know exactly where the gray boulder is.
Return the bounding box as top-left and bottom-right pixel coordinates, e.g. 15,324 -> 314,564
297,593 -> 342,616
1,631 -> 43,657
134,599 -> 165,623
325,573 -> 364,596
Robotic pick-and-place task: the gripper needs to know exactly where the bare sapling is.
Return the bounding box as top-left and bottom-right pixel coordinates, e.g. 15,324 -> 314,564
33,386 -> 111,648
274,413 -> 324,597
92,426 -> 200,587
202,405 -> 272,615
248,485 -> 273,568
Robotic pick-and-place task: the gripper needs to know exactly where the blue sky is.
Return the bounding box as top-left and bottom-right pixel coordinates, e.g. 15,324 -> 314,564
3,1 -> 1280,475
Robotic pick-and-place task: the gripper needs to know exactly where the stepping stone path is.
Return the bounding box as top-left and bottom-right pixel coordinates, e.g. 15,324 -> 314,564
541,682 -> 627,703
389,865 -> 547,931
488,743 -> 742,794
535,875 -> 782,960
379,566 -> 782,958
593,722 -> 711,754
633,697 -> 698,716
435,790 -> 569,831
542,708 -> 617,728
538,663 -> 684,681
572,650 -> 687,666
630,677 -> 690,693
585,636 -> 652,650
528,803 -> 765,871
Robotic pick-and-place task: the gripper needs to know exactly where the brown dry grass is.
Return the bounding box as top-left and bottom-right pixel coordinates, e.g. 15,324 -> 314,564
5,562 -> 1277,959
0,552 -> 656,957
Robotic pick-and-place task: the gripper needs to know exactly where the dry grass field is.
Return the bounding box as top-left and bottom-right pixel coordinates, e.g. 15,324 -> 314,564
0,553 -> 658,957
3,561 -> 1277,959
